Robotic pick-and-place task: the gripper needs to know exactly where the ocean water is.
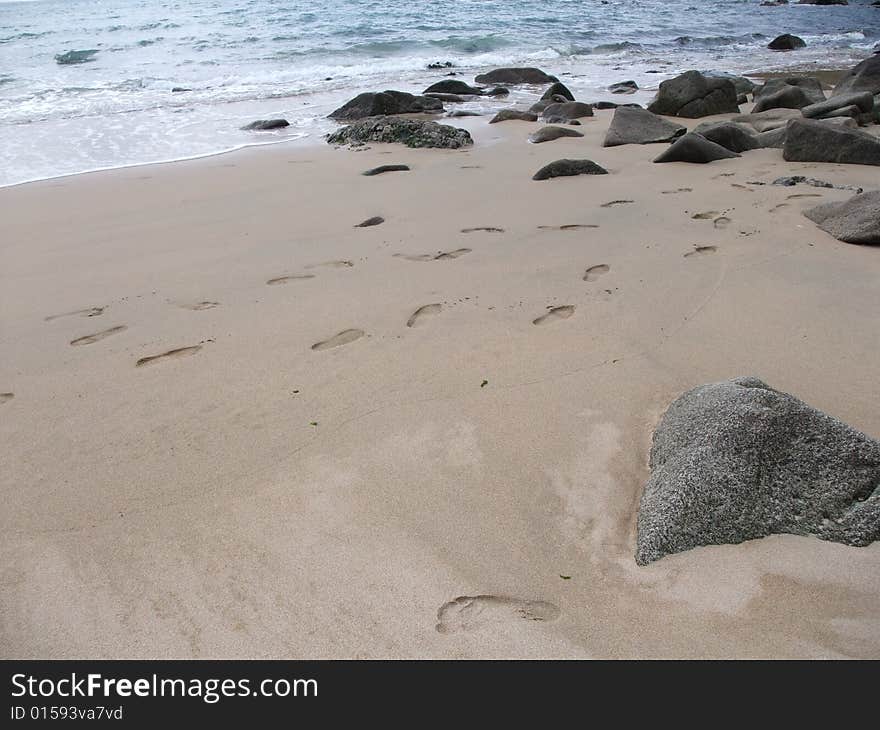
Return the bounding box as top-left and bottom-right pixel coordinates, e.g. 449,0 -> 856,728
1,0 -> 878,186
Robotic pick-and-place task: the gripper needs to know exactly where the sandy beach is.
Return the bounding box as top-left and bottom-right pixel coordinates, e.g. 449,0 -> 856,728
2,100 -> 879,659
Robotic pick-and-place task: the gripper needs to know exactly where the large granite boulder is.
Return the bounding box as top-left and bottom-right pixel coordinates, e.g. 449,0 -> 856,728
702,72 -> 757,97
603,106 -> 686,146
783,118 -> 880,165
529,126 -> 584,143
804,190 -> 880,245
752,84 -> 813,113
474,67 -> 558,85
768,34 -> 806,51
755,77 -> 825,104
489,109 -> 539,123
636,377 -> 880,565
541,101 -> 594,122
541,82 -> 575,101
647,71 -> 739,118
424,79 -> 484,96
326,116 -> 472,149
328,90 -> 443,120
833,55 -> 880,97
532,159 -> 608,180
802,91 -> 875,119
692,121 -> 760,152
653,133 -> 741,163
731,107 -> 803,132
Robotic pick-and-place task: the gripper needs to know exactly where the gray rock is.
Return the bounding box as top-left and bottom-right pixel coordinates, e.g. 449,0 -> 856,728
647,70 -> 740,118
528,126 -> 585,143
603,106 -> 686,147
702,72 -> 757,96
609,80 -> 638,94
474,67 -> 558,85
804,190 -> 880,244
818,116 -> 859,128
768,33 -> 806,51
327,116 -> 473,149
802,91 -> 875,119
653,133 -> 741,163
447,110 -> 482,118
732,107 -> 803,132
424,93 -> 466,103
692,121 -> 760,152
755,127 -> 788,148
755,76 -> 825,104
783,118 -> 880,165
362,164 -> 410,176
752,84 -> 813,113
529,96 -> 568,114
772,175 -> 862,192
541,82 -> 575,101
540,101 -> 594,121
485,86 -> 510,97
241,119 -> 290,131
424,80 -> 484,96
328,90 -> 443,121
532,159 -> 608,181
636,376 -> 880,565
834,55 -> 880,97
55,49 -> 98,65
797,0 -> 848,4
489,109 -> 539,124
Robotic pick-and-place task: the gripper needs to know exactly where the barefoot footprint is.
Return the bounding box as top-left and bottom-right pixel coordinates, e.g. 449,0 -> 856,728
406,304 -> 442,328
435,595 -> 561,634
181,301 -> 220,311
45,306 -> 105,322
136,345 -> 202,368
0,393 -> 13,404
583,264 -> 610,282
533,305 -> 575,325
460,227 -> 504,233
266,274 -> 316,286
70,325 -> 127,346
684,245 -> 718,258
311,329 -> 364,351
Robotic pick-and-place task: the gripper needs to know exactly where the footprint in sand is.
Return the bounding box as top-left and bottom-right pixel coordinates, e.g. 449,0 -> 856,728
181,301 -> 220,311
684,245 -> 718,258
583,264 -> 610,282
305,260 -> 353,270
460,227 -> 504,233
136,345 -> 202,368
601,200 -> 634,208
435,595 -> 561,634
70,325 -> 127,347
355,216 -> 384,228
266,274 -> 316,286
311,329 -> 364,351
787,193 -> 823,199
395,248 -> 471,262
661,188 -> 692,194
533,305 -> 575,325
770,203 -> 790,212
713,216 -> 731,229
406,304 -> 442,328
0,393 -> 13,404
537,224 -> 599,231
691,211 -> 719,220
45,306 -> 105,322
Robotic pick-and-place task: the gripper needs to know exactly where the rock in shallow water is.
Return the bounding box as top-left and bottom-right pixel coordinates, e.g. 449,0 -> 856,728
474,67 -> 558,85
327,116 -> 473,149
804,190 -> 880,245
328,90 -> 443,121
241,119 -> 290,131
636,377 -> 880,565
768,33 -> 806,51
532,159 -> 608,180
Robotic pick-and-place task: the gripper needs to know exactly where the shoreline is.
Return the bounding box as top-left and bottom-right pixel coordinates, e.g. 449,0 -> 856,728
3,83 -> 879,658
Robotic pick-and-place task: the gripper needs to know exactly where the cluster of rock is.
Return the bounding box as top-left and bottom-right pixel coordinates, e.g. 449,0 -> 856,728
636,377 -> 880,565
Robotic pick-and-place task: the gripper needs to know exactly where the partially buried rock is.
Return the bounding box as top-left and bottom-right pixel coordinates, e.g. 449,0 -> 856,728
328,90 -> 443,121
636,377 -> 880,565
541,101 -> 593,122
603,106 -> 686,147
653,133 -> 741,163
362,164 -> 410,176
768,33 -> 806,51
608,80 -> 638,94
474,67 -> 558,85
424,79 -> 484,96
755,126 -> 788,148
528,126 -> 584,143
647,70 -> 739,118
241,119 -> 289,131
424,93 -> 465,103
783,118 -> 880,165
804,190 -> 880,245
833,55 -> 880,97
755,76 -> 825,104
752,84 -> 813,113
731,107 -> 803,132
802,91 -> 875,119
532,159 -> 608,180
541,82 -> 575,101
489,109 -> 539,123
692,121 -> 760,152
327,116 -> 473,149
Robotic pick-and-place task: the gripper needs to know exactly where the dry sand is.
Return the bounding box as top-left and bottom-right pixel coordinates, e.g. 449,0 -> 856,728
1,106 -> 879,659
